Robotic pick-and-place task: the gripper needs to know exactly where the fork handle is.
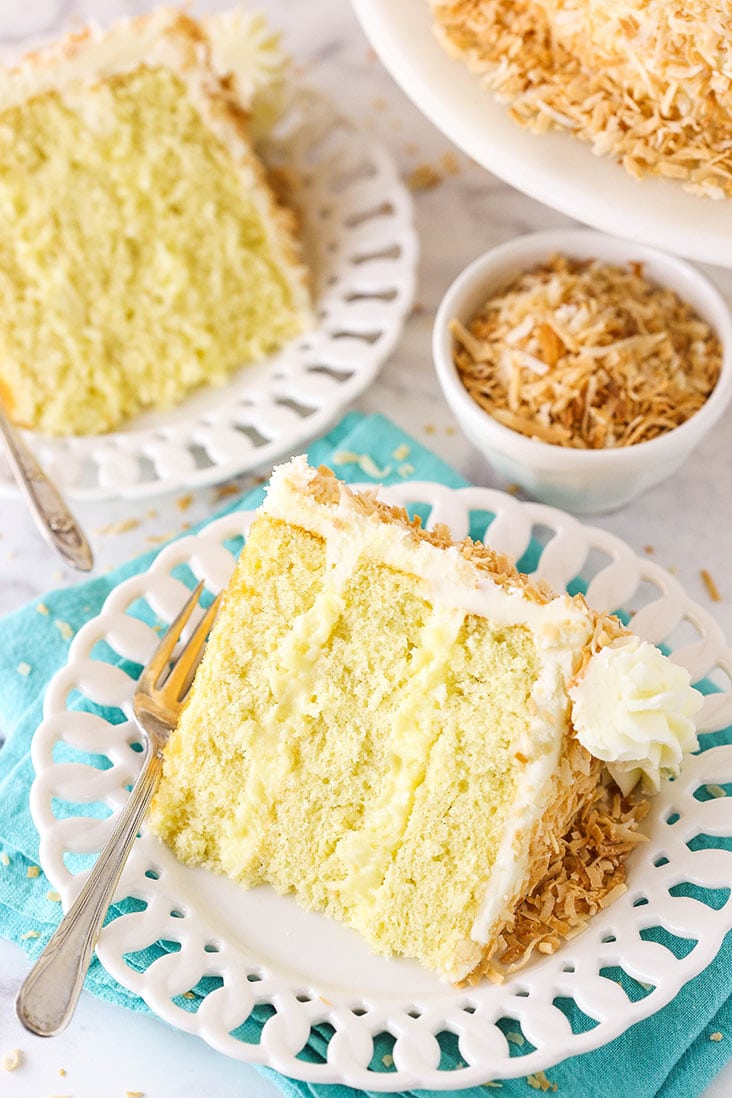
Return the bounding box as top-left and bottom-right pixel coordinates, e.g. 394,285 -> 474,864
16,750 -> 163,1037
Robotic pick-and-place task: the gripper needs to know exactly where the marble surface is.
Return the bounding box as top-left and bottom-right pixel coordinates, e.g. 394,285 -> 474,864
0,0 -> 730,1095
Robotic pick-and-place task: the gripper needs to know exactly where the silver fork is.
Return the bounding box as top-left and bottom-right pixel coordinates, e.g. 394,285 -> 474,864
16,581 -> 220,1037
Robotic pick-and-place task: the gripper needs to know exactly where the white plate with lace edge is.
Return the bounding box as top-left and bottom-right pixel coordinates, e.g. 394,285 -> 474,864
0,86 -> 417,501
30,482 -> 732,1090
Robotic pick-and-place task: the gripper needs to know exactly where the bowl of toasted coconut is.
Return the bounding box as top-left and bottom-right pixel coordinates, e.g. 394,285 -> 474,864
433,229 -> 732,514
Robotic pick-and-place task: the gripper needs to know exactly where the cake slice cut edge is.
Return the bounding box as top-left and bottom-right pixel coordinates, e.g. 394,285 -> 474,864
148,458 -> 701,983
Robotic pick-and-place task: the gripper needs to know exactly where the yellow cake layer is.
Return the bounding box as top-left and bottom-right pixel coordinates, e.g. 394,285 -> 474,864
0,16 -> 309,436
150,512 -> 540,977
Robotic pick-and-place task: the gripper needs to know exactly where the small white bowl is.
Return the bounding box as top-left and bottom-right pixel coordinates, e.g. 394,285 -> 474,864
433,229 -> 732,514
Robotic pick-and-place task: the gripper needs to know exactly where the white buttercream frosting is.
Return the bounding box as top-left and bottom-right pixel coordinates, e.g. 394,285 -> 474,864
569,635 -> 702,795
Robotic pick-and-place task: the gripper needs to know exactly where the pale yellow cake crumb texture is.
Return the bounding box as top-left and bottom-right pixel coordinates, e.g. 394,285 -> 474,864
0,12 -> 310,436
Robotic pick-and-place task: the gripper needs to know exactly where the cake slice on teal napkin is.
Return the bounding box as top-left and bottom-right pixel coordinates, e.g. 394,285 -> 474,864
0,411 -> 729,1098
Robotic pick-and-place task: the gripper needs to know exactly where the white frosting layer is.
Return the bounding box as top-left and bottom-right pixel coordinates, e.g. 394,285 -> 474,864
570,635 -> 702,795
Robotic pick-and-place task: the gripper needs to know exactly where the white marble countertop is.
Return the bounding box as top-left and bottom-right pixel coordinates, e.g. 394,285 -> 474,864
0,1 -> 730,1095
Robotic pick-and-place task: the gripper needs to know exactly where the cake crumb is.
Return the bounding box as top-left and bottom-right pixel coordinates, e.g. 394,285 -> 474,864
36,602 -> 50,615
54,620 -> 74,642
58,1067 -> 67,1076
17,661 -> 31,676
505,483 -> 522,496
440,151 -> 460,175
382,1053 -> 394,1068
26,865 -> 40,878
318,995 -> 333,1006
125,1091 -> 145,1098
424,423 -> 436,435
644,545 -> 654,554
483,1084 -> 503,1089
371,96 -> 387,111
2,1048 -> 23,1071
506,1030 -> 525,1046
182,991 -> 196,1000
0,852 -> 9,866
176,493 -> 193,513
706,784 -> 726,798
94,517 -> 141,535
710,1031 -> 724,1042
701,569 -> 721,602
445,425 -> 457,435
47,890 -> 62,902
407,163 -> 442,191
213,483 -> 241,501
20,930 -> 40,940
526,1070 -> 557,1091
392,443 -> 411,461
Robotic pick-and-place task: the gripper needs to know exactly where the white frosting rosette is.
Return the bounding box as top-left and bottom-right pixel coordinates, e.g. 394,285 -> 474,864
569,634 -> 703,795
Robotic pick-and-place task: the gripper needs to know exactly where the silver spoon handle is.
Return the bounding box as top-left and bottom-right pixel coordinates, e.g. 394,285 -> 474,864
15,751 -> 163,1037
0,407 -> 93,572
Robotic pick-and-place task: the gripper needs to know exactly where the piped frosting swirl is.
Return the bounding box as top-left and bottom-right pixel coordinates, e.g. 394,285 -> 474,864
570,634 -> 702,795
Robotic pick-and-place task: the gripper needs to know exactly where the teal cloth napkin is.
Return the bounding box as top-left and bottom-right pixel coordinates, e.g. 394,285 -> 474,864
0,411 -> 729,1098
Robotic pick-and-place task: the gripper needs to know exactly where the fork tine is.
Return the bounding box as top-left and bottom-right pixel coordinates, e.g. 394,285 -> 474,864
163,591 -> 221,703
138,580 -> 206,693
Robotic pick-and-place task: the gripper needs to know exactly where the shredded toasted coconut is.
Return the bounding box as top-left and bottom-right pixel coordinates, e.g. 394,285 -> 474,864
451,255 -> 721,449
431,0 -> 732,197
526,1070 -> 557,1092
480,773 -> 648,978
701,568 -> 722,602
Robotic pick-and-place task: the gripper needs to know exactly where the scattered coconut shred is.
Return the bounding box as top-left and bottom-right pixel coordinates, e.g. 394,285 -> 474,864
431,0 -> 732,197
451,255 -> 722,449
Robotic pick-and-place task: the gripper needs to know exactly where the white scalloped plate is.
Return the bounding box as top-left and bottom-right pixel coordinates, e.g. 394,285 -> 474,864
31,483 -> 732,1089
351,0 -> 732,267
0,87 -> 417,501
